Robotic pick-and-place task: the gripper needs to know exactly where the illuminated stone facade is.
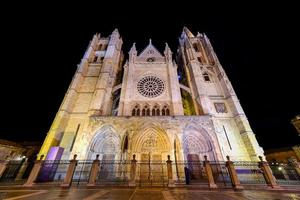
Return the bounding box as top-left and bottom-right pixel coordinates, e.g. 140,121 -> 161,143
265,145 -> 300,163
38,27 -> 264,162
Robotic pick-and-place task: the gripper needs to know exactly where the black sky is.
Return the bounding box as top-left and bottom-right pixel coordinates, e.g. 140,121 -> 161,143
0,2 -> 299,150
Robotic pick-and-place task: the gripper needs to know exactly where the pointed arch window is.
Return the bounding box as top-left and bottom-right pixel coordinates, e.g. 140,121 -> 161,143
142,109 -> 146,116
93,55 -> 98,62
156,109 -> 160,116
146,108 -> 150,116
132,105 -> 140,116
203,72 -> 210,82
162,105 -> 170,116
142,105 -> 150,116
98,44 -> 102,51
152,105 -> 160,116
166,108 -> 170,115
197,57 -> 202,63
193,43 -> 200,52
152,109 -> 156,116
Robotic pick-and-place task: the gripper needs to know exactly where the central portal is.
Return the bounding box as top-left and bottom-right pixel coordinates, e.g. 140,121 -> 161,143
132,126 -> 171,186
139,153 -> 167,186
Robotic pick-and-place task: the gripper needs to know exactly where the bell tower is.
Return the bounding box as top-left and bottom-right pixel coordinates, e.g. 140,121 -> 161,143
38,29 -> 123,159
178,27 -> 264,160
88,29 -> 123,116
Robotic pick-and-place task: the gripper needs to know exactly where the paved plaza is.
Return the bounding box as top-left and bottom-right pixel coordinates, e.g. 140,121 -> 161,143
0,187 -> 300,200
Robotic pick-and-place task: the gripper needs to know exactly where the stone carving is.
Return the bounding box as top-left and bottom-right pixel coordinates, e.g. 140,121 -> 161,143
214,102 -> 227,113
142,133 -> 158,151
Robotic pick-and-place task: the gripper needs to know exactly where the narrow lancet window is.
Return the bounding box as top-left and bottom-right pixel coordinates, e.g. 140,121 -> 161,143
203,72 -> 210,82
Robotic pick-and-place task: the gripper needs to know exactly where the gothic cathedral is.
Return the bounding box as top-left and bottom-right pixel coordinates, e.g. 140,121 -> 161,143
38,27 -> 264,163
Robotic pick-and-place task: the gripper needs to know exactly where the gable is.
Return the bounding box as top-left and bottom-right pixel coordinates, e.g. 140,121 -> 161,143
137,42 -> 165,62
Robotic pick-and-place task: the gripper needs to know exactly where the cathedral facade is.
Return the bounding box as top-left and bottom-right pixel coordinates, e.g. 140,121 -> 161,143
38,27 -> 264,163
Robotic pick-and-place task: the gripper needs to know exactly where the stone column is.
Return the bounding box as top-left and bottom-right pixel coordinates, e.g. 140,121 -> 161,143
87,155 -> 100,186
258,156 -> 281,189
166,155 -> 175,187
0,159 -> 9,178
23,155 -> 44,187
129,154 -> 137,186
61,154 -> 78,188
225,156 -> 244,190
203,155 -> 217,189
15,158 -> 29,180
290,159 -> 300,177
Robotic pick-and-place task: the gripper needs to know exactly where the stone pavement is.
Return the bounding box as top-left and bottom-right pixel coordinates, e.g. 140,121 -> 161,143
0,187 -> 300,200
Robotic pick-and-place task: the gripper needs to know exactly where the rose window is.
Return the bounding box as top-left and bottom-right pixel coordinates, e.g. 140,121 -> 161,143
137,76 -> 164,98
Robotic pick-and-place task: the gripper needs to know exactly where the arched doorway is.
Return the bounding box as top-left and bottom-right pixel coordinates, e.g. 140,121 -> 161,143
88,126 -> 121,180
131,126 -> 171,185
182,125 -> 216,183
88,127 -> 120,160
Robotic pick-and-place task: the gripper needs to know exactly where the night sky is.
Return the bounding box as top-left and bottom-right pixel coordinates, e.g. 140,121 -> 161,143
0,2 -> 299,150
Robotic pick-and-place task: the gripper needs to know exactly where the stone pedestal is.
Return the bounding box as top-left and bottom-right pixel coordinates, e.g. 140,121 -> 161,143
203,155 -> 217,189
87,155 -> 100,186
258,156 -> 281,189
0,160 -> 9,178
61,155 -> 78,188
23,155 -> 44,187
166,155 -> 175,187
129,154 -> 137,186
225,156 -> 244,190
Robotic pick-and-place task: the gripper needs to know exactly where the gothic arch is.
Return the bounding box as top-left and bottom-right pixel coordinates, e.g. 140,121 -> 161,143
87,125 -> 121,160
202,70 -> 216,83
182,124 -> 216,161
132,124 -> 171,154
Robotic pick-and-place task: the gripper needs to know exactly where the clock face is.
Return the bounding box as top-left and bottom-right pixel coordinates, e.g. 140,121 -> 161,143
146,57 -> 155,62
137,76 -> 164,98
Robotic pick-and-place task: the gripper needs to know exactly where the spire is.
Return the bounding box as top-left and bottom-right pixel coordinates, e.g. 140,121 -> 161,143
183,26 -> 195,38
112,28 -> 119,35
110,28 -> 120,39
164,43 -> 172,62
164,43 -> 172,53
197,32 -> 203,37
109,28 -> 120,45
129,42 -> 137,63
130,42 -> 137,52
203,33 -> 210,41
149,38 -> 152,45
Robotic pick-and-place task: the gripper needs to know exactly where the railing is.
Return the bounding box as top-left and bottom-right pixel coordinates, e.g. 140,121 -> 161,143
96,160 -> 130,185
234,161 -> 266,185
138,161 -> 167,186
1,158 -> 300,189
0,159 -> 32,185
210,161 -> 232,188
174,161 -> 208,186
35,160 -> 70,185
269,163 -> 300,186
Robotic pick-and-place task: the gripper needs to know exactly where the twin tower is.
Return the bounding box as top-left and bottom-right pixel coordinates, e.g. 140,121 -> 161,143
38,27 -> 264,163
